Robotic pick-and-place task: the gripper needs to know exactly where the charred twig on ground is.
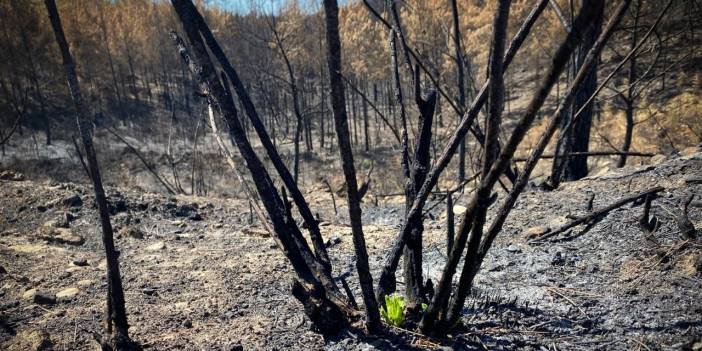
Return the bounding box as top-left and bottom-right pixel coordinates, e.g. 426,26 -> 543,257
672,194 -> 697,239
531,186 -> 664,242
638,193 -> 659,233
513,151 -> 654,162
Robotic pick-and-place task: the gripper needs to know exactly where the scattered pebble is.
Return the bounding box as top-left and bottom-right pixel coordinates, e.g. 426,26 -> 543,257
56,287 -> 79,300
146,241 -> 166,252
61,194 -> 83,208
23,289 -> 57,305
72,258 -> 88,267
506,244 -> 521,253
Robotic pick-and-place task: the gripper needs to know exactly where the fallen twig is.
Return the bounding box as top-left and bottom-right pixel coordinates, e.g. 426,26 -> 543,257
513,151 -> 654,162
530,186 -> 664,242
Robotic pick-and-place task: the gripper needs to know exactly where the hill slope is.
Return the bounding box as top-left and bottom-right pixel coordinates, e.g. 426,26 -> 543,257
1,150 -> 701,350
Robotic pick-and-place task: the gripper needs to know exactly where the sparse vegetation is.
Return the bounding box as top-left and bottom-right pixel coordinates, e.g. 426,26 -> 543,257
0,0 -> 700,350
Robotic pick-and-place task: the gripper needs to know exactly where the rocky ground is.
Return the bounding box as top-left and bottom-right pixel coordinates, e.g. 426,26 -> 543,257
1,150 -> 701,350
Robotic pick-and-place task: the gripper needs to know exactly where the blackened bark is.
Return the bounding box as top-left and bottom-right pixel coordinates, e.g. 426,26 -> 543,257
44,1 -> 138,349
451,0 -> 467,183
362,83 -> 370,151
467,0 -> 629,328
551,0 -> 604,184
618,1 -> 640,168
404,68 -> 437,311
322,0 -> 381,333
444,0 -> 511,327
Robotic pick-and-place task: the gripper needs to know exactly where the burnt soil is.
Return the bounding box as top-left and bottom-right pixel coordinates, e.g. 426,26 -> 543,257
1,152 -> 701,350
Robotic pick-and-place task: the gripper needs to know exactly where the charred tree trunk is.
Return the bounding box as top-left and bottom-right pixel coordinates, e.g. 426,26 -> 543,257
451,0 -> 467,183
403,68 -> 437,311
551,0 -> 604,185
322,0 -> 381,333
44,1 -> 139,349
362,83 -> 370,152
618,0 -> 640,168
444,0 -> 511,327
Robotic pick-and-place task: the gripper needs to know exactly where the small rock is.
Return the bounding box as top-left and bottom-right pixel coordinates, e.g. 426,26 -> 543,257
146,241 -> 166,252
37,227 -> 84,246
182,319 -> 193,328
22,289 -> 37,300
77,280 -> 94,287
188,212 -> 203,221
676,253 -> 702,276
551,252 -> 565,266
65,266 -> 83,273
61,195 -> 83,208
325,236 -> 342,248
42,215 -> 68,229
0,170 -> 25,181
56,287 -> 79,300
506,244 -> 521,253
23,289 -> 56,305
6,329 -> 52,351
72,258 -> 89,267
0,264 -> 6,274
452,205 -> 467,215
522,226 -> 550,239
118,226 -> 144,239
142,287 -> 158,296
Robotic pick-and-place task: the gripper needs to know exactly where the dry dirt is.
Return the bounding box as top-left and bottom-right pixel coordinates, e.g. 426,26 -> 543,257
1,151 -> 701,350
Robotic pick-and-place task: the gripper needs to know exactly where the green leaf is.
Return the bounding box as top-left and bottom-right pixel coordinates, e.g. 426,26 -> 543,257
380,294 -> 406,327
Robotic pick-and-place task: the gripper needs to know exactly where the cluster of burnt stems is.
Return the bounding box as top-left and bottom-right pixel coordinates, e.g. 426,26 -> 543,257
41,0 -> 692,349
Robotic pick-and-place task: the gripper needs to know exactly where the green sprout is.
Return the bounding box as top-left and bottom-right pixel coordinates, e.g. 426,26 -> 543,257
380,294 -> 406,327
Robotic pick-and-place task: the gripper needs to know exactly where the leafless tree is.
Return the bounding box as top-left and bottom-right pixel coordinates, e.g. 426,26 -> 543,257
44,0 -> 140,349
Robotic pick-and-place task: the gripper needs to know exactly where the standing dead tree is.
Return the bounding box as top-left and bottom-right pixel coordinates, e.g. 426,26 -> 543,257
44,0 -> 140,349
265,14 -> 306,184
322,0 -> 382,332
380,0 -> 442,313
616,0 -> 674,167
550,0 -> 604,185
450,0 -> 467,184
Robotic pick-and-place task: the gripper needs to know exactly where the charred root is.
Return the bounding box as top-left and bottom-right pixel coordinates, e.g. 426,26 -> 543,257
292,280 -> 350,335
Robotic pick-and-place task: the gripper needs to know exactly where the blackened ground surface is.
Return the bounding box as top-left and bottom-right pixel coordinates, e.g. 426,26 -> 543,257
1,152 -> 700,350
